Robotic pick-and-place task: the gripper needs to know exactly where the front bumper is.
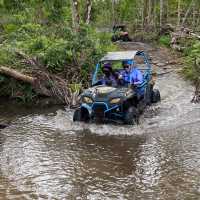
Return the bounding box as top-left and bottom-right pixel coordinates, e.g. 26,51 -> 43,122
81,102 -> 123,121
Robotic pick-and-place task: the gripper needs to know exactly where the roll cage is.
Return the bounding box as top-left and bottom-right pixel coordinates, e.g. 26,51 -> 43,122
92,51 -> 152,87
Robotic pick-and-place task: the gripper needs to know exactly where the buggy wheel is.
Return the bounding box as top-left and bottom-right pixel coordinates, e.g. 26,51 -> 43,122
122,35 -> 132,42
145,84 -> 153,106
73,108 -> 82,122
137,98 -> 146,114
151,89 -> 161,103
73,108 -> 90,122
124,106 -> 139,125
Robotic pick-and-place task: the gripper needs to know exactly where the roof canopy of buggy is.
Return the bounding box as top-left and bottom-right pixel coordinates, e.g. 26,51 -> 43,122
100,51 -> 143,62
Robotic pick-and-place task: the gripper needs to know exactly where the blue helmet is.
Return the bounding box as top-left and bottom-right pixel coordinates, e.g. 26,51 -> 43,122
122,60 -> 134,66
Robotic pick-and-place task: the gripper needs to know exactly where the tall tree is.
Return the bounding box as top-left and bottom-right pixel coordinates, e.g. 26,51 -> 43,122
181,0 -> 194,27
142,0 -> 148,30
177,0 -> 181,27
85,0 -> 92,24
160,0 -> 164,28
112,0 -> 116,26
71,0 -> 80,31
147,0 -> 152,26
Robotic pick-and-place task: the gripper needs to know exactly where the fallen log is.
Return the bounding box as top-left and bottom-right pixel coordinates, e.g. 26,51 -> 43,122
0,66 -> 36,84
190,33 -> 200,40
170,27 -> 200,51
0,66 -> 81,107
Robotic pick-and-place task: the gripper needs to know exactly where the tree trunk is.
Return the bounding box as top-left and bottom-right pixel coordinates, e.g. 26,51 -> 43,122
71,0 -> 80,31
177,0 -> 181,27
111,0 -> 116,26
143,0 -> 148,30
181,0 -> 194,27
0,66 -> 35,84
160,0 -> 164,29
85,0 -> 92,24
147,0 -> 152,26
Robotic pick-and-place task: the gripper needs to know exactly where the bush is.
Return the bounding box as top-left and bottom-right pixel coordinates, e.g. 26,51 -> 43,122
0,5 -> 117,85
182,41 -> 200,82
42,39 -> 72,72
159,35 -> 171,47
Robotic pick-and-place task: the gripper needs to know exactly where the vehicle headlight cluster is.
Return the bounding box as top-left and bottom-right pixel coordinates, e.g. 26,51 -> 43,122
110,98 -> 121,104
82,96 -> 93,104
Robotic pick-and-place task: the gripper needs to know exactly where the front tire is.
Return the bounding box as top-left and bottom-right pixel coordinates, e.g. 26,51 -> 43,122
111,35 -> 118,42
73,108 -> 90,122
73,108 -> 82,122
151,89 -> 161,103
145,84 -> 153,106
124,106 -> 139,125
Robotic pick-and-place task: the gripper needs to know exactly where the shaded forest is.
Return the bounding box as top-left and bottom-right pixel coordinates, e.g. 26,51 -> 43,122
0,0 -> 200,105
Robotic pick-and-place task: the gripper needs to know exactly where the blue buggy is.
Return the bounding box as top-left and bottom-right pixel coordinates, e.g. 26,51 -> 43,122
73,51 -> 160,124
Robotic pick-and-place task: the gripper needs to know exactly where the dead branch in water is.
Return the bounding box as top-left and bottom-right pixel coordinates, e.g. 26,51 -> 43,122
0,66 -> 36,84
0,66 -> 81,107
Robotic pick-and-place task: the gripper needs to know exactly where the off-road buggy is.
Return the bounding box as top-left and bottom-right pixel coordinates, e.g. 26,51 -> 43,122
73,51 -> 160,125
111,25 -> 132,42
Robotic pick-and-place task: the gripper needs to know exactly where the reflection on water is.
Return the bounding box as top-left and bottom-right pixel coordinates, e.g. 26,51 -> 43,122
1,44 -> 200,199
1,110 -> 200,199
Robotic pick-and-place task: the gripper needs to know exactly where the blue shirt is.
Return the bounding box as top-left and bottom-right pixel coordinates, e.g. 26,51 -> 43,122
119,68 -> 143,86
130,68 -> 143,85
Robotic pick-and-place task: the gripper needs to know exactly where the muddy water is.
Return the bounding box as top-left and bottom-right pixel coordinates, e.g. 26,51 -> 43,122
1,43 -> 200,200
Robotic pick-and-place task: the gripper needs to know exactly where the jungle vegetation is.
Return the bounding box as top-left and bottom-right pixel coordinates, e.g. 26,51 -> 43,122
0,0 -> 200,104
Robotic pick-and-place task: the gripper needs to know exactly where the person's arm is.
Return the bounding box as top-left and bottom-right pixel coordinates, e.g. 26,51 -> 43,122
134,70 -> 143,85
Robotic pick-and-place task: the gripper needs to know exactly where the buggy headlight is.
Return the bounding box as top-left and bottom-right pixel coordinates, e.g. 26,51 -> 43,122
82,96 -> 93,104
110,98 -> 121,104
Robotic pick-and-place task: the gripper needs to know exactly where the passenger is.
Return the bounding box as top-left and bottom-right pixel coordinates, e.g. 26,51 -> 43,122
101,62 -> 117,87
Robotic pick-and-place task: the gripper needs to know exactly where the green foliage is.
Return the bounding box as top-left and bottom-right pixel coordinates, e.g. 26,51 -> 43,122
0,3 -> 116,85
159,35 -> 171,47
132,31 -> 158,42
182,41 -> 200,82
42,39 -> 72,72
69,83 -> 82,93
0,75 -> 37,102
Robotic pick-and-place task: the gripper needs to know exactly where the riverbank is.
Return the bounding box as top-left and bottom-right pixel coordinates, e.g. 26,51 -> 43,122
0,39 -> 183,107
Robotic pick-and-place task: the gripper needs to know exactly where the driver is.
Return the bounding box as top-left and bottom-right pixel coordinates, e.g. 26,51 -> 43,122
130,60 -> 143,86
118,60 -> 133,86
101,62 -> 117,87
118,59 -> 143,88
